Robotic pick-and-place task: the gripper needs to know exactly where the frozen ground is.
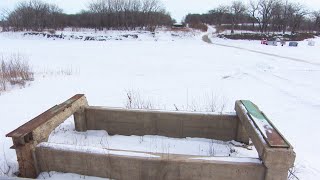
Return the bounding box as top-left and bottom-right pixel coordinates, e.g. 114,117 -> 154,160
46,118 -> 258,158
0,29 -> 320,179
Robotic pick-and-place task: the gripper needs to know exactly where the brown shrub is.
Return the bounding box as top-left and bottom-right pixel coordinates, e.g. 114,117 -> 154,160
189,23 -> 208,32
48,29 -> 56,34
0,53 -> 34,91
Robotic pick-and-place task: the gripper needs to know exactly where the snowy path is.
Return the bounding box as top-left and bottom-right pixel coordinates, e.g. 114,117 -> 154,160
203,34 -> 320,66
214,41 -> 319,66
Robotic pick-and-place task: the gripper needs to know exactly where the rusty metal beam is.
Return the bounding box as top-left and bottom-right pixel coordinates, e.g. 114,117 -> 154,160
6,94 -> 85,139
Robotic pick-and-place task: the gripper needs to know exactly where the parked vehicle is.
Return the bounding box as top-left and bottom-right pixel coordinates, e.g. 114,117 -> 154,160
267,40 -> 278,46
261,38 -> 278,46
308,40 -> 315,46
289,42 -> 299,47
261,38 -> 267,44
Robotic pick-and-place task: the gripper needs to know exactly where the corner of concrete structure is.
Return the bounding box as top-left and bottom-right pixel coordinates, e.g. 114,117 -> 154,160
8,94 -> 89,178
263,147 -> 296,169
14,142 -> 39,178
234,100 -> 296,180
235,120 -> 250,144
74,106 -> 88,132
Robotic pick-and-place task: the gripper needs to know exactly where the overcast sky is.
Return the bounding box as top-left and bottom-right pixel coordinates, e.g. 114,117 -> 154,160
1,0 -> 320,22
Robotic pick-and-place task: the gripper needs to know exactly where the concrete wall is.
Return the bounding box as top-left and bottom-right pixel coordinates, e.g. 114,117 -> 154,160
235,101 -> 296,180
77,107 -> 249,143
6,94 -> 295,180
36,146 -> 265,180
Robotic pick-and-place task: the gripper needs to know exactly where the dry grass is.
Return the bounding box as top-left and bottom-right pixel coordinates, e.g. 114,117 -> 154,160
38,66 -> 78,77
174,92 -> 227,114
188,23 -> 208,32
0,53 -> 34,92
169,27 -> 193,32
125,90 -> 154,109
215,25 -> 226,34
288,164 -> 301,180
124,90 -> 228,113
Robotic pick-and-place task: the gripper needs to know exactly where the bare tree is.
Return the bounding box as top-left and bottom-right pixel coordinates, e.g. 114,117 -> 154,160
86,0 -> 171,31
248,0 -> 260,31
247,0 -> 279,33
287,3 -> 308,34
0,8 -> 10,31
6,0 -> 173,31
281,0 -> 290,34
312,10 -> 320,33
230,1 -> 246,33
7,0 -> 63,31
185,0 -> 320,34
209,5 -> 229,26
258,0 -> 279,33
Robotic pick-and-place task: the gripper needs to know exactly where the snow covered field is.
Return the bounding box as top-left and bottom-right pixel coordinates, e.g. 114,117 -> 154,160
0,29 -> 320,179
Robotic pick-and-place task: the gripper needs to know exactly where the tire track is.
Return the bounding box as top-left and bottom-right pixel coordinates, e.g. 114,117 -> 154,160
202,34 -> 320,67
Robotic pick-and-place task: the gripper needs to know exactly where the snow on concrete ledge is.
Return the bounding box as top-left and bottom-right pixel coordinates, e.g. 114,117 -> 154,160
190,156 -> 262,164
38,142 -> 160,158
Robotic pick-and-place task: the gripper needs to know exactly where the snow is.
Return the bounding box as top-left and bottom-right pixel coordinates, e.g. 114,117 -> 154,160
38,142 -> 160,158
2,29 -> 199,42
46,118 -> 257,158
209,33 -> 320,66
191,156 -> 262,164
0,29 -> 320,179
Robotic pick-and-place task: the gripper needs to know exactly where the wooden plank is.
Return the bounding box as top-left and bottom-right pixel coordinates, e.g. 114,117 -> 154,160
240,100 -> 289,148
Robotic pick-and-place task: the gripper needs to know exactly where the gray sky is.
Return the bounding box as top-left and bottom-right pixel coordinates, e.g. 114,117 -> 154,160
1,0 -> 320,22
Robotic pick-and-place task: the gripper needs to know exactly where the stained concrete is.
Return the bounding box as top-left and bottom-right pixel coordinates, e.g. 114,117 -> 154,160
7,95 -> 88,178
235,101 -> 295,180
6,95 -> 295,180
36,146 -> 265,180
82,107 -> 249,144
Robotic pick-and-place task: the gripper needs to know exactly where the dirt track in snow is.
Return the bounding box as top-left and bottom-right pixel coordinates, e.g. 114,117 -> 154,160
202,34 -> 320,66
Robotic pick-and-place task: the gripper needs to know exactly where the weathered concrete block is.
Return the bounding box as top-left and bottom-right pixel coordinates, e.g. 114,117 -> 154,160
236,121 -> 250,144
36,145 -> 265,180
84,107 -> 247,142
234,100 -> 295,180
6,94 -> 88,178
74,106 -> 88,132
6,95 -> 294,180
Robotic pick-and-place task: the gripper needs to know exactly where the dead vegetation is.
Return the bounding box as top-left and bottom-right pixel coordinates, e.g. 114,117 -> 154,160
125,90 -> 154,109
288,165 -> 301,180
0,53 -> 34,92
124,90 -> 227,113
188,23 -> 208,32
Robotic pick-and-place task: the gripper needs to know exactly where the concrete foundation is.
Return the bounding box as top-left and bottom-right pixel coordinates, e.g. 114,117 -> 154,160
234,101 -> 296,180
6,94 -> 88,178
6,95 -> 295,180
36,146 -> 265,180
79,107 -> 249,143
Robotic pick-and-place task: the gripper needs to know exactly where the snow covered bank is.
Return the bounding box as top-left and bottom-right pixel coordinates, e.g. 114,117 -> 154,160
0,30 -> 319,179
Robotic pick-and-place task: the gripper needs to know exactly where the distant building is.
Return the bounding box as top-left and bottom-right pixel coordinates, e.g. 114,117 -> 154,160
172,23 -> 185,29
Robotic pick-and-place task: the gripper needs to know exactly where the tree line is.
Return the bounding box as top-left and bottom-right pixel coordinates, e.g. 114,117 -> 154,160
0,0 -> 174,31
185,0 -> 320,34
